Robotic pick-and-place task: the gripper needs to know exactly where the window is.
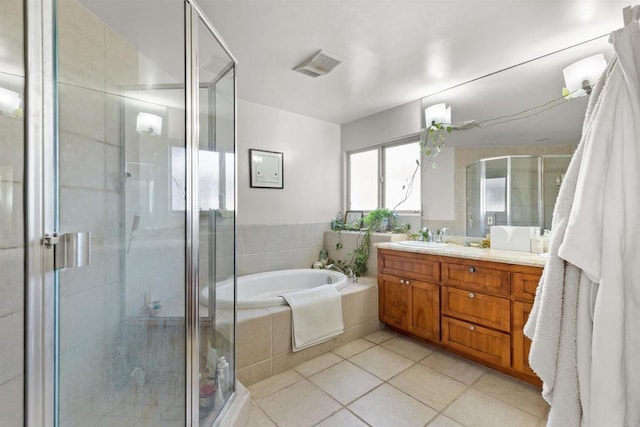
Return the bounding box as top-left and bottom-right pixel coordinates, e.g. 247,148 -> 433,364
348,149 -> 378,210
384,142 -> 421,211
347,140 -> 421,213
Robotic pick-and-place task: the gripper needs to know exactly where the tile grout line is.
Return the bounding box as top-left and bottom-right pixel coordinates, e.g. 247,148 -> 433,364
249,330 -> 546,427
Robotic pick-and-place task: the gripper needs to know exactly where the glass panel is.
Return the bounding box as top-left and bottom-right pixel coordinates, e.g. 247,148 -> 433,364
0,0 -> 24,424
348,149 -> 378,210
197,17 -> 236,424
384,142 -> 420,211
56,1 -> 186,425
465,161 -> 482,237
484,158 -> 508,233
510,157 -> 539,226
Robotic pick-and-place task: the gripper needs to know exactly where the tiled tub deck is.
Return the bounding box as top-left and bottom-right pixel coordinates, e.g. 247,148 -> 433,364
237,277 -> 382,386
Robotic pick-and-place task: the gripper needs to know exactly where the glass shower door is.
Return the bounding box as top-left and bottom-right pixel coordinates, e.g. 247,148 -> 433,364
197,16 -> 236,423
55,1 -> 187,425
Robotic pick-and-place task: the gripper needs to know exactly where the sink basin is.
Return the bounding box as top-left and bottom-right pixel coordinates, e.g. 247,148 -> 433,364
396,241 -> 448,248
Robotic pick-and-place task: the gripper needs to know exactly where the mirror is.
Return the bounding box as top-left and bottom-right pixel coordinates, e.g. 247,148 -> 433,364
419,36 -> 614,236
465,155 -> 571,237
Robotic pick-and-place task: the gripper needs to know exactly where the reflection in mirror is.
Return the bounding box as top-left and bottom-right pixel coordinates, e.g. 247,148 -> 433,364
465,155 -> 570,237
420,36 -> 614,236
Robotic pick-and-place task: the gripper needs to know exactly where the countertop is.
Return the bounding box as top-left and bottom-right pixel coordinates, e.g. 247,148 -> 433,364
376,241 -> 547,268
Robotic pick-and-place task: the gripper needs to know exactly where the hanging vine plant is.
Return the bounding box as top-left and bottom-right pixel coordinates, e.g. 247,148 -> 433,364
419,122 -> 452,161
333,209 -> 408,277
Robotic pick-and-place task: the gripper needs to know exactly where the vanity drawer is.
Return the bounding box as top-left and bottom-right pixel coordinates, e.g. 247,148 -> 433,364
442,287 -> 511,332
512,271 -> 542,302
379,250 -> 440,282
442,317 -> 511,368
441,261 -> 510,297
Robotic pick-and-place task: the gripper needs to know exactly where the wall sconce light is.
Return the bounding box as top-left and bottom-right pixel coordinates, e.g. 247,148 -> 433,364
424,103 -> 451,128
562,54 -> 607,99
136,112 -> 163,136
420,103 -> 452,161
0,87 -> 22,117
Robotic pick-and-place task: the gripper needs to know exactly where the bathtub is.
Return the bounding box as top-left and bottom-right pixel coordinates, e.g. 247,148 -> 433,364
200,269 -> 348,309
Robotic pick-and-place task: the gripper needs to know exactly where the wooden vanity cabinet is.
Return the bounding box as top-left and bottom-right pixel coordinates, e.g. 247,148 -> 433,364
378,248 -> 542,386
512,300 -> 536,376
409,280 -> 440,341
511,267 -> 542,382
378,274 -> 440,342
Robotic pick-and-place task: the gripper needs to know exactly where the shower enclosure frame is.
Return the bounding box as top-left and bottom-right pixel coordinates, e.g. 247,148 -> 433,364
23,0 -> 238,426
465,154 -> 571,237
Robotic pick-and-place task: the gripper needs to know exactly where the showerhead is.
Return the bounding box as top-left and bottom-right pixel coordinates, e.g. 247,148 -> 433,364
131,213 -> 140,233
127,212 -> 141,254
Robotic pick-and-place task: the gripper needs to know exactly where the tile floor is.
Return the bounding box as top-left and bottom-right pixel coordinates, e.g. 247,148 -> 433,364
246,328 -> 549,427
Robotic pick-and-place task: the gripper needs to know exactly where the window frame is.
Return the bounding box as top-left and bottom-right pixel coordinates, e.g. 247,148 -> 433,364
346,134 -> 422,215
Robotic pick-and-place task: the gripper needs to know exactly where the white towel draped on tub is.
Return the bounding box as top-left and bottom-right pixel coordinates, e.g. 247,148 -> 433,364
281,285 -> 344,352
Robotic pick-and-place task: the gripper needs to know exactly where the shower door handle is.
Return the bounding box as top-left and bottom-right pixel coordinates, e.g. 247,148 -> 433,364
44,232 -> 92,270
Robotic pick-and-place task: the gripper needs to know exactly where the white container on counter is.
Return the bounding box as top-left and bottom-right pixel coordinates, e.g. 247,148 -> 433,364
490,226 -> 540,252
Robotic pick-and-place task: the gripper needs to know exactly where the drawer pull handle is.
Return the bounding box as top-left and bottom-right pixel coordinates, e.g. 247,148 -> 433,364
469,325 -> 475,331
468,266 -> 476,273
405,280 -> 410,285
400,279 -> 405,284
469,292 -> 475,298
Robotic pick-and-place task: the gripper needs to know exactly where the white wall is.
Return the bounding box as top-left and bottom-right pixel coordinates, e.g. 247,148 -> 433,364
422,147 -> 455,220
238,100 -> 341,225
341,100 -> 421,151
341,99 -> 456,224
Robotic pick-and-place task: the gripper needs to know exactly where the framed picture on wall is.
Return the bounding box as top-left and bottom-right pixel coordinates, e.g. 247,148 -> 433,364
344,210 -> 364,227
249,149 -> 284,189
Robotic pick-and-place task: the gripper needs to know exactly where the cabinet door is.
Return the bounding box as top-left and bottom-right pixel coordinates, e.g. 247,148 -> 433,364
409,280 -> 440,341
379,274 -> 409,330
512,301 -> 536,376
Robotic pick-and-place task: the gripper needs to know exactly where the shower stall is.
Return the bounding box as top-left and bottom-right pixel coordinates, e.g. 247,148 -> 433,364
0,0 -> 240,425
465,155 -> 571,237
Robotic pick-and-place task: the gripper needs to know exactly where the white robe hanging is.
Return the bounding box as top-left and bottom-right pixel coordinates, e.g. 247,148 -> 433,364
526,17 -> 640,427
524,62 -> 609,426
559,20 -> 640,426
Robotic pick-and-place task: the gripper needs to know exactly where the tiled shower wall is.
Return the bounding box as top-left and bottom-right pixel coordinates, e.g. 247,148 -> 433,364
0,124 -> 24,425
237,223 -> 330,276
0,0 -> 24,424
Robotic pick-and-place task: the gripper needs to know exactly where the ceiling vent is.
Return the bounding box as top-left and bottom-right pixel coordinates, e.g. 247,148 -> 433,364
293,50 -> 342,78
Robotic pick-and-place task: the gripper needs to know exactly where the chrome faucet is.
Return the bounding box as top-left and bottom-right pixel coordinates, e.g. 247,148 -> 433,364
325,264 -> 356,282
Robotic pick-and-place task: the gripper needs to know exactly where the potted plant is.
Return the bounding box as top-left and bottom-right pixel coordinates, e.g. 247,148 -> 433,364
332,208 -> 411,277
363,208 -> 397,232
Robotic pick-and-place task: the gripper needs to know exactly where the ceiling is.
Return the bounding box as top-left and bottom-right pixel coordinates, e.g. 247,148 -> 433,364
200,1 -> 630,124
